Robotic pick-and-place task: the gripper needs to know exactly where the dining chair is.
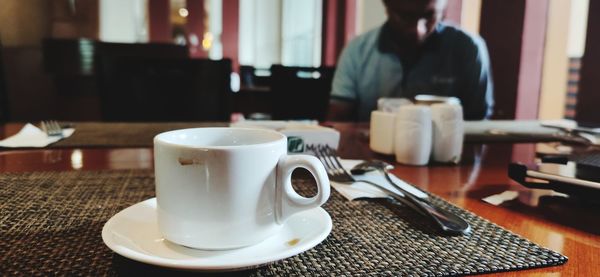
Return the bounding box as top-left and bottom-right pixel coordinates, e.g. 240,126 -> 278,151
240,65 -> 255,87
239,65 -> 272,88
269,65 -> 335,121
96,41 -> 189,62
42,38 -> 97,76
96,57 -> 233,122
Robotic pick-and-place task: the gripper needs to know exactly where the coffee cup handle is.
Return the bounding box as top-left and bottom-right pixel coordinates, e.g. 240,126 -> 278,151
276,154 -> 330,223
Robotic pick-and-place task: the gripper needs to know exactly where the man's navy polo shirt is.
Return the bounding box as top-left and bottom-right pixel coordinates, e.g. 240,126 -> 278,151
331,22 -> 494,121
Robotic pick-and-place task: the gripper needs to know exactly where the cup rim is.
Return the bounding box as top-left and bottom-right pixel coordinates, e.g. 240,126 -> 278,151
414,94 -> 461,105
153,127 -> 286,149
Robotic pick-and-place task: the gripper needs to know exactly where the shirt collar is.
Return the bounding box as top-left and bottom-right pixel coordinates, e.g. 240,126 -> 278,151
378,22 -> 444,54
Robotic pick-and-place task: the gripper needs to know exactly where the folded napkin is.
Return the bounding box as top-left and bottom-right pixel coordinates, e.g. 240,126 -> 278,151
465,119 -> 600,144
0,123 -> 75,148
333,159 -> 428,200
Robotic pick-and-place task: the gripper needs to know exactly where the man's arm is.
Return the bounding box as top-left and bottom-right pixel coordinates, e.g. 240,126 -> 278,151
461,36 -> 494,120
327,99 -> 356,121
327,41 -> 360,121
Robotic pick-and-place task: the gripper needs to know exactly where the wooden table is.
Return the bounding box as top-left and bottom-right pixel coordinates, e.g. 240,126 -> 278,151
1,122 -> 598,276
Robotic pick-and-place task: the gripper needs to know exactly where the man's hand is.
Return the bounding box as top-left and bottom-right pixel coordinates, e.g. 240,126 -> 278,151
326,100 -> 356,121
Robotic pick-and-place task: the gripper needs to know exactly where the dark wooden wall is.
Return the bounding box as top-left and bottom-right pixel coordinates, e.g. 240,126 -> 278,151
576,0 -> 600,123
479,0 -> 549,120
479,0 -> 526,119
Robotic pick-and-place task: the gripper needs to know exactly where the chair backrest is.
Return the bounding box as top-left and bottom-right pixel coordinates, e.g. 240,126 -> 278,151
239,65 -> 255,87
269,65 -> 335,121
97,57 -> 232,122
42,38 -> 97,76
96,41 -> 188,61
239,65 -> 272,88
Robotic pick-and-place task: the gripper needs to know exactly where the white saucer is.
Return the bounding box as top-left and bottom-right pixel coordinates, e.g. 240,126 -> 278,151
102,198 -> 332,271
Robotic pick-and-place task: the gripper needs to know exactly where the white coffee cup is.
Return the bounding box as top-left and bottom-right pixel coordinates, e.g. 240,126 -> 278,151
370,110 -> 396,155
414,94 -> 461,106
154,127 -> 330,250
394,105 -> 432,166
431,103 -> 464,163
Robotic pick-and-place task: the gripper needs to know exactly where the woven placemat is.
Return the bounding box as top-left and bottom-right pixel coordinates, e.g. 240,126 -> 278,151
0,170 -> 566,276
52,122 -> 228,148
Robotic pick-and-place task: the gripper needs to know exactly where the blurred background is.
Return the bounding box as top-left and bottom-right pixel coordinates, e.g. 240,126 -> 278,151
0,0 -> 596,123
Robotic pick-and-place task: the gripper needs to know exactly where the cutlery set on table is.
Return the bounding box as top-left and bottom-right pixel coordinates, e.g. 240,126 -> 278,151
0,120 -> 74,148
307,144 -> 471,235
40,120 -> 65,137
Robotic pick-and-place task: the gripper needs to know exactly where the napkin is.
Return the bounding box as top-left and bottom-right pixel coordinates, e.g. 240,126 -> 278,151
481,190 -> 519,206
0,123 -> 75,148
332,159 -> 428,201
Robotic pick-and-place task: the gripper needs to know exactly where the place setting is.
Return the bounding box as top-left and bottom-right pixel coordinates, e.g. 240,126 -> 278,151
0,120 -> 75,148
95,126 -> 567,275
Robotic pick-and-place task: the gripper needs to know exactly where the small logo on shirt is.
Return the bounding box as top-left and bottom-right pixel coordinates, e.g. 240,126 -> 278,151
432,76 -> 455,85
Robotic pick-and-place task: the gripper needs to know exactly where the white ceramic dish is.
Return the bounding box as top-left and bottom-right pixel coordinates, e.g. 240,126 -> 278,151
102,198 -> 332,271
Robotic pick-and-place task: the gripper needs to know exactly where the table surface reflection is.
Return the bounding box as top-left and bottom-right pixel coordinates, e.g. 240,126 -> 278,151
1,122 -> 598,276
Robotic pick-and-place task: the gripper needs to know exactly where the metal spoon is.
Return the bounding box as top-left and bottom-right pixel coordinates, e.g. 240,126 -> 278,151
351,160 -> 471,235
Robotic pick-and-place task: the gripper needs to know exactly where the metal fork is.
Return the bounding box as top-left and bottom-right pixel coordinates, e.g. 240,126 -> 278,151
308,144 -> 470,235
41,120 -> 63,137
307,144 -> 422,206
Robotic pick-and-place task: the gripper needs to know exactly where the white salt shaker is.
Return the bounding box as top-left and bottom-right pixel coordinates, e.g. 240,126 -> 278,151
431,103 -> 464,163
394,105 -> 432,165
370,110 -> 396,155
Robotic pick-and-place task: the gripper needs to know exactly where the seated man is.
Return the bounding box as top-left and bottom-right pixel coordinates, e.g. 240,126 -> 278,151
328,0 -> 494,121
